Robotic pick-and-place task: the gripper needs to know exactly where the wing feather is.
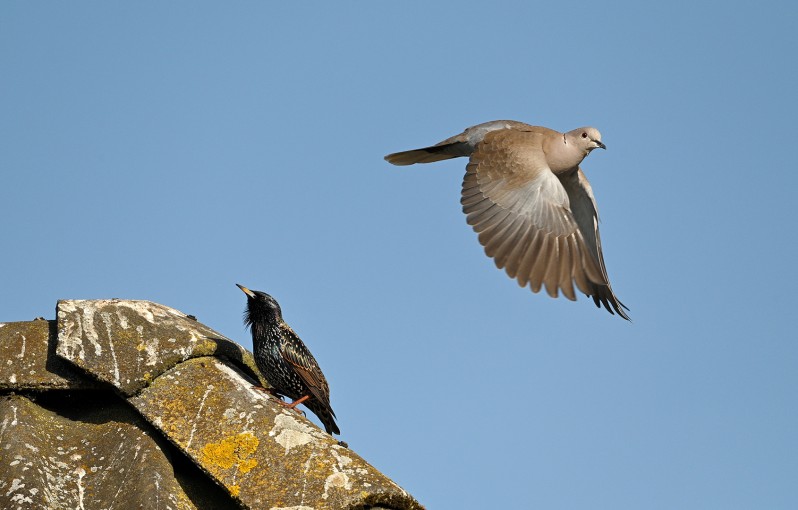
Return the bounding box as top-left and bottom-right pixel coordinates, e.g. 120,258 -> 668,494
460,129 -> 629,319
562,169 -> 630,319
278,323 -> 335,414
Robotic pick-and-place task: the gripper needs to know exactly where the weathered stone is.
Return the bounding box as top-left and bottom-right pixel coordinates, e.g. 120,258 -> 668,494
0,393 -> 234,509
0,301 -> 424,509
130,356 -> 423,510
56,299 -> 266,395
0,320 -> 97,390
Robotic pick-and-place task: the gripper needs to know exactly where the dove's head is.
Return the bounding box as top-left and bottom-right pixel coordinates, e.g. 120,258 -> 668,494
566,127 -> 606,154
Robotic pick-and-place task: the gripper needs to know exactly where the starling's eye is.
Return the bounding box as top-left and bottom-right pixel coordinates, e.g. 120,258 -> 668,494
581,132 -> 588,138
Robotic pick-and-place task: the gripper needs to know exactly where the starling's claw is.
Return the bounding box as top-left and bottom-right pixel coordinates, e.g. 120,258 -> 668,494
284,395 -> 310,416
273,398 -> 307,416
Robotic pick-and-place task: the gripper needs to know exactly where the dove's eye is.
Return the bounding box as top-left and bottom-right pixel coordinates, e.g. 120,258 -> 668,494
582,132 -> 588,138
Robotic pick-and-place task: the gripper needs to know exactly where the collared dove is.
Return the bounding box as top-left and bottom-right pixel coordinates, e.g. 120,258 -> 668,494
385,120 -> 630,320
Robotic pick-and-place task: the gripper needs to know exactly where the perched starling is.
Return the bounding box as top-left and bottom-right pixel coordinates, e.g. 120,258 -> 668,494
385,120 -> 629,320
237,284 -> 340,435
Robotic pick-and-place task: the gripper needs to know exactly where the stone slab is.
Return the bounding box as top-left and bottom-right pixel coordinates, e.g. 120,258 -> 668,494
129,356 -> 423,510
56,299 -> 265,395
0,393 -> 234,510
0,320 -> 96,390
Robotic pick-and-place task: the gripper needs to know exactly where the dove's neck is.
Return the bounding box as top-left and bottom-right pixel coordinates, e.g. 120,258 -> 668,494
546,134 -> 588,175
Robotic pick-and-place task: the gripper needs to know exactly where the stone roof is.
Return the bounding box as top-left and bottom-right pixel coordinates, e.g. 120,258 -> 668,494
0,299 -> 423,510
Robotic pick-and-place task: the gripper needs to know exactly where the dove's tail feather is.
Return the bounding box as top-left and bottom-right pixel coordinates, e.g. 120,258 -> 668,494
384,141 -> 471,166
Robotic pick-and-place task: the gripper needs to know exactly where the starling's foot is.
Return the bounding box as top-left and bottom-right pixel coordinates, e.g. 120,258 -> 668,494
253,387 -> 307,416
273,400 -> 307,416
252,385 -> 283,398
276,395 -> 308,416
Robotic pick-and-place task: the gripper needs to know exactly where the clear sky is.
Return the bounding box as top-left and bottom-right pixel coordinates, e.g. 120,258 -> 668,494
2,2 -> 796,508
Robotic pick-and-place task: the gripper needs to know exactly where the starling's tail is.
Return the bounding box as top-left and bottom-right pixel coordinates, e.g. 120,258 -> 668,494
306,400 -> 340,436
384,141 -> 471,166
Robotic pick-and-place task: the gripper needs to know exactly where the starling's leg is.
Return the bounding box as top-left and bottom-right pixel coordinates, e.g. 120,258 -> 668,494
286,395 -> 310,409
265,394 -> 309,417
253,386 -> 300,411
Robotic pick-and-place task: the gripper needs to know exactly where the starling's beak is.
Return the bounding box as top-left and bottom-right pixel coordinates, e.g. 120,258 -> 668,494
236,283 -> 256,298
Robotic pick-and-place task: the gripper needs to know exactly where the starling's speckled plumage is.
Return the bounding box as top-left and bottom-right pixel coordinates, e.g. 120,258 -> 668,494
237,284 -> 339,435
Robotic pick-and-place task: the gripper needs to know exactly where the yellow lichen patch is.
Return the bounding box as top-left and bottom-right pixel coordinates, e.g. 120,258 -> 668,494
230,484 -> 240,497
239,457 -> 257,473
200,432 -> 260,473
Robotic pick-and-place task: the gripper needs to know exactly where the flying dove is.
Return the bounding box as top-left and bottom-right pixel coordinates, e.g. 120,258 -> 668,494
384,120 -> 629,320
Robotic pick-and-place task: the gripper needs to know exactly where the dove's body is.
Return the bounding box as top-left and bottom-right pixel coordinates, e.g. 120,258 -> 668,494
385,120 -> 629,320
237,284 -> 340,434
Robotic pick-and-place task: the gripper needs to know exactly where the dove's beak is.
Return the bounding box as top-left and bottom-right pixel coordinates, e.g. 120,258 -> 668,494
596,141 -> 607,150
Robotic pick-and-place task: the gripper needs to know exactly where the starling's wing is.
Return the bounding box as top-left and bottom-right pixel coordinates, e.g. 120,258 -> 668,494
561,169 -> 630,319
461,128 -> 629,318
277,323 -> 336,416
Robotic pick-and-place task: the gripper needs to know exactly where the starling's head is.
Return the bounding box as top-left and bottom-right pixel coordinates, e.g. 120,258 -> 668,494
236,283 -> 282,328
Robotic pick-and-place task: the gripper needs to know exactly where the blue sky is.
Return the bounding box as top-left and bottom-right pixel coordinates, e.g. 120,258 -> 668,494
2,2 -> 797,508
